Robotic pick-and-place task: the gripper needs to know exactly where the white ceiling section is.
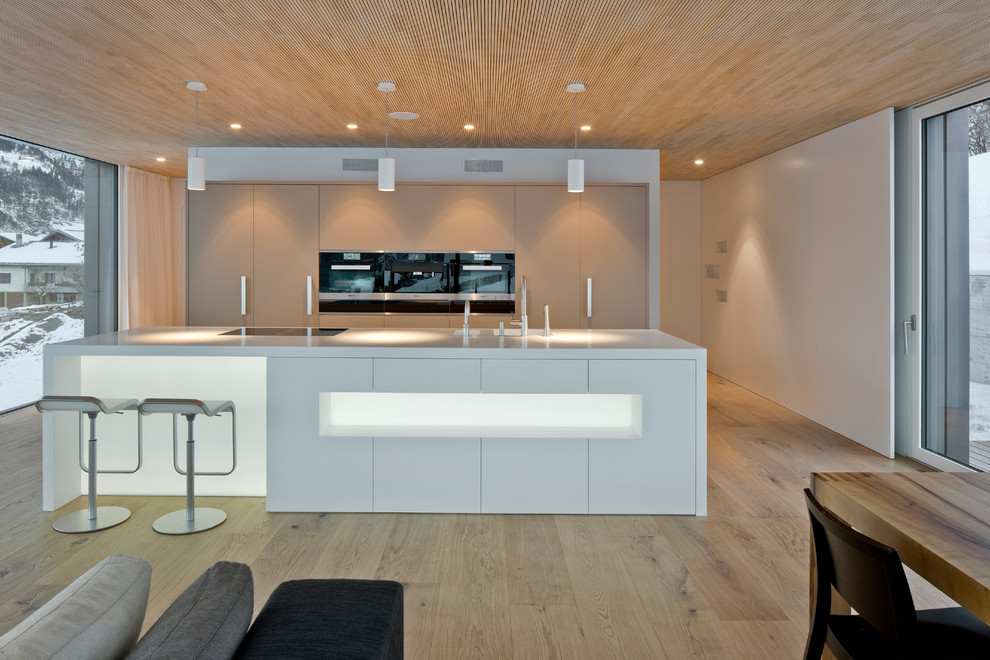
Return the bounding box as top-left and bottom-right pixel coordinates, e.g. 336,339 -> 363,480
2,1 -> 989,180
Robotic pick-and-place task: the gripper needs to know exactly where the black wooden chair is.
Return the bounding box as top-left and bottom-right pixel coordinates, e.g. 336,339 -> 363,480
803,488 -> 990,659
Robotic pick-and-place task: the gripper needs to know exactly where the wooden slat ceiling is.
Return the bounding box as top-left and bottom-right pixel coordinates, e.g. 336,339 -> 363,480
2,0 -> 990,180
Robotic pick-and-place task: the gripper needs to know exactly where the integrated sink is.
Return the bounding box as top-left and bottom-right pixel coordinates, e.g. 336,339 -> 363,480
219,327 -> 347,337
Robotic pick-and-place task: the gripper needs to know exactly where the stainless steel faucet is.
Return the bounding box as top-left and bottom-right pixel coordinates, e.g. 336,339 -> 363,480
463,299 -> 471,335
510,275 -> 528,336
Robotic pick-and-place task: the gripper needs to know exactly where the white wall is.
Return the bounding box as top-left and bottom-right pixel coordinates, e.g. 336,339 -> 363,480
659,181 -> 702,345
701,108 -> 895,456
195,147 -> 661,328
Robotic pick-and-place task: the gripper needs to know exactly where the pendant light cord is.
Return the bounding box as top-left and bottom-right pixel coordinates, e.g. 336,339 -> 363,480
573,92 -> 578,157
385,90 -> 389,158
195,90 -> 200,158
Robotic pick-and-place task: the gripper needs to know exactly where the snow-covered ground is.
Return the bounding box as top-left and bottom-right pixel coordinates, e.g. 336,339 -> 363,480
969,152 -> 990,273
0,304 -> 83,411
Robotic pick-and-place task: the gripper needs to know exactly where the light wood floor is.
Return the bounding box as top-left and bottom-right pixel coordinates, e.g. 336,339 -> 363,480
0,373 -> 951,658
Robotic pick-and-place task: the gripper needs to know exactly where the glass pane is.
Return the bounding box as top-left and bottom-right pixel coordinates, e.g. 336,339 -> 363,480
922,98 -> 990,469
0,137 -> 86,412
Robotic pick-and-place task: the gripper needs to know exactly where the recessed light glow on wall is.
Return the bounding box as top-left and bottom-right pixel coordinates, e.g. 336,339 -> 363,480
229,123 -> 242,129
156,157 -> 166,162
464,124 -> 475,130
694,159 -> 704,165
346,123 -> 358,129
580,125 -> 591,131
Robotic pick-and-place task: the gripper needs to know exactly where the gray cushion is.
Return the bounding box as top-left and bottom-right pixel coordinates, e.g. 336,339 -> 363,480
0,553 -> 151,660
125,560 -> 253,660
232,579 -> 403,660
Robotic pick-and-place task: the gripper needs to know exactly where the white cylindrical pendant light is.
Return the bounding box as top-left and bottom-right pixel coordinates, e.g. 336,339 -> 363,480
566,83 -> 586,194
186,81 -> 207,191
377,82 -> 396,192
568,158 -> 584,193
187,157 -> 206,191
378,157 -> 395,191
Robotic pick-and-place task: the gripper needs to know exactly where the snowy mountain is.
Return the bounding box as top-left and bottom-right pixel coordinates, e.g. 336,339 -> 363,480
0,137 -> 85,235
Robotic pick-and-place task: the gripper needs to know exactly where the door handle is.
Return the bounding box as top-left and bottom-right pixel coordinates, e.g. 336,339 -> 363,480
240,276 -> 247,316
903,314 -> 917,355
586,277 -> 593,328
306,276 -> 313,316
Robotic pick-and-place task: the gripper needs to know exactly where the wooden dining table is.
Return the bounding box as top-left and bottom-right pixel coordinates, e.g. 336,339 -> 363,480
810,471 -> 990,625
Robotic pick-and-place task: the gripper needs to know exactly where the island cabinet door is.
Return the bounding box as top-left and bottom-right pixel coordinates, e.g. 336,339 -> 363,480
187,184 -> 254,326
480,359 -> 589,513
266,357 -> 374,512
253,185 -> 318,327
589,359 -> 697,514
372,358 -> 481,512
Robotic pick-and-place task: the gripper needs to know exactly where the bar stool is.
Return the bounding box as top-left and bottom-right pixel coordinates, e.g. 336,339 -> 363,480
35,395 -> 142,533
138,398 -> 236,535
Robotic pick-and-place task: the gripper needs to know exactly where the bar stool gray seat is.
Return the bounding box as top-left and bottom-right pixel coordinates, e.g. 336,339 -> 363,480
138,398 -> 236,535
35,395 -> 142,533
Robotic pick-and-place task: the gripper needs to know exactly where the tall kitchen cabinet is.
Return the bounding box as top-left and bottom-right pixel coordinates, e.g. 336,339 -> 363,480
253,185 -> 319,327
515,184 -> 647,329
580,185 -> 647,329
515,186 -> 582,328
188,184 -> 318,327
187,185 -> 254,326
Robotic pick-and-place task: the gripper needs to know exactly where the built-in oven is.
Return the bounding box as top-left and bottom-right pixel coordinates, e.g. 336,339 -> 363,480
383,252 -> 450,313
448,251 -> 515,313
318,251 -> 385,313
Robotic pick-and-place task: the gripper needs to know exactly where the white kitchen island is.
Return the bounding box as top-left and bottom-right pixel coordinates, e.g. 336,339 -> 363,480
42,327 -> 707,515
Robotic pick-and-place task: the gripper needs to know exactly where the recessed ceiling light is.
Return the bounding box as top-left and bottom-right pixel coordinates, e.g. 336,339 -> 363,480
230,123 -> 242,129
580,125 -> 591,131
388,111 -> 420,120
464,124 -> 475,130
346,123 -> 358,129
694,159 -> 704,165
156,157 -> 166,162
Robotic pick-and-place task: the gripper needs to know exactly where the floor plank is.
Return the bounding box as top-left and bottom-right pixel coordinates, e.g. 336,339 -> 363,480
0,375 -> 937,657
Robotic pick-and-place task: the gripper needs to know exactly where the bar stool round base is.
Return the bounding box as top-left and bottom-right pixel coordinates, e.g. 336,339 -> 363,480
152,508 -> 226,535
52,506 -> 131,534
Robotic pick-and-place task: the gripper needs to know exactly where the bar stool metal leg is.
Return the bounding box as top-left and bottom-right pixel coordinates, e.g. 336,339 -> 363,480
151,410 -> 228,535
52,412 -> 131,533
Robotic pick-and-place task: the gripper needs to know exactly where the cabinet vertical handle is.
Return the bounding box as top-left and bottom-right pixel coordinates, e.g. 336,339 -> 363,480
306,276 -> 313,316
587,277 -> 593,320
240,276 -> 247,316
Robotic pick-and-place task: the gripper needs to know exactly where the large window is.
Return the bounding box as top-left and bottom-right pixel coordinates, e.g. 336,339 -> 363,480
0,136 -> 115,413
921,98 -> 990,470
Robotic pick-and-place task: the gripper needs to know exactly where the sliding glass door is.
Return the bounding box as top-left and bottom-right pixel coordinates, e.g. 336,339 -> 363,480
0,135 -> 116,413
916,95 -> 990,470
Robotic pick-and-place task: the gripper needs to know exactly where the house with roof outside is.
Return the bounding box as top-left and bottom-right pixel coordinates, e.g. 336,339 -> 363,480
0,226 -> 83,308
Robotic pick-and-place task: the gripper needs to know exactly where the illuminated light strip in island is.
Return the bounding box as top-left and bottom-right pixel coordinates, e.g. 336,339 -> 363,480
321,392 -> 642,438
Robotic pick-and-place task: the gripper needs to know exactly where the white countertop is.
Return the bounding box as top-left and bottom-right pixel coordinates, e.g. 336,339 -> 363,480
47,326 -> 705,359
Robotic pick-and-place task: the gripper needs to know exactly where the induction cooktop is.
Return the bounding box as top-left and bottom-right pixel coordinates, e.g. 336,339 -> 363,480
219,327 -> 347,336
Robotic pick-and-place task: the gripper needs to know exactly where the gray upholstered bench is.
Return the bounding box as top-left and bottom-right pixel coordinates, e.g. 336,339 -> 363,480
0,555 -> 404,660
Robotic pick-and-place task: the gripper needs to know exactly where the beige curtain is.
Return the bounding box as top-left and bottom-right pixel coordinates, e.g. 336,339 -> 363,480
119,166 -> 174,329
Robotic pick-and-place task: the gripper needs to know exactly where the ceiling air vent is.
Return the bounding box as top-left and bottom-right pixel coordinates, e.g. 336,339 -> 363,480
342,158 -> 379,172
464,159 -> 504,173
